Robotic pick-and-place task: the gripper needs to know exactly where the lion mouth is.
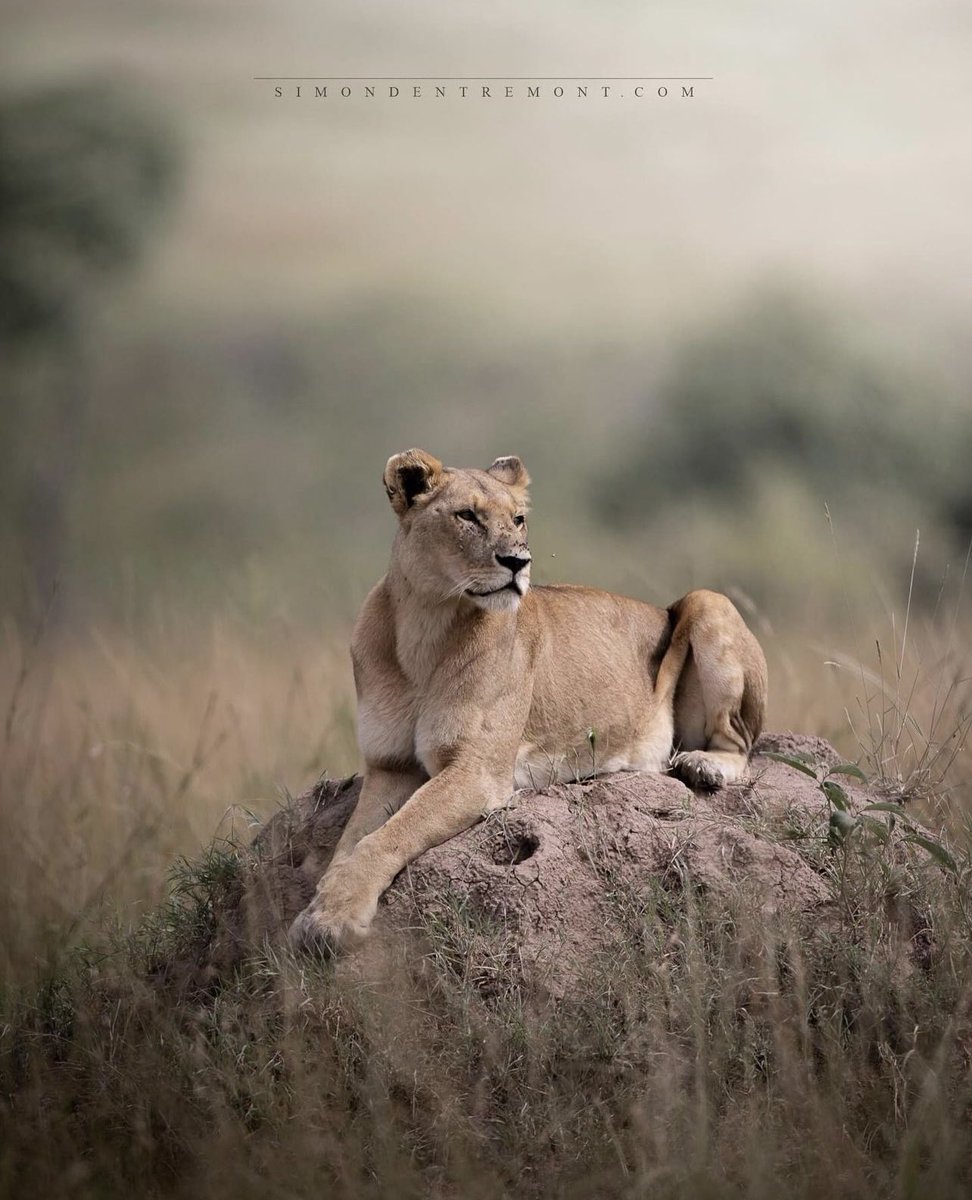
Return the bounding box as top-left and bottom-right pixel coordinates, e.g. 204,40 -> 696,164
467,581 -> 524,598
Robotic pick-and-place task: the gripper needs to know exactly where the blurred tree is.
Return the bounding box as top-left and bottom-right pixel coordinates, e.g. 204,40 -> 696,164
0,80 -> 178,615
596,291 -> 969,548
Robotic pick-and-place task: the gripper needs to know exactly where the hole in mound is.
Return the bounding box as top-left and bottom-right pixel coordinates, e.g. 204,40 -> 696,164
493,831 -> 540,866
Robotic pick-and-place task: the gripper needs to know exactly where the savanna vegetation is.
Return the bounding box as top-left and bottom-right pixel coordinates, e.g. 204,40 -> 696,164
2,42 -> 972,1199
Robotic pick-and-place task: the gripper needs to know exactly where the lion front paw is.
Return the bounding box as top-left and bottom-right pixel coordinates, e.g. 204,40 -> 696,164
287,855 -> 381,957
288,906 -> 354,958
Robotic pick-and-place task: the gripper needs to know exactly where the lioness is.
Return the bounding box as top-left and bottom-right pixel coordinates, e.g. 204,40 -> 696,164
289,449 -> 767,954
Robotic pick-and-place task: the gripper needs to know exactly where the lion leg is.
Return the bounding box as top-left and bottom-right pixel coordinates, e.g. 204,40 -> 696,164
289,764 -> 423,954
330,764 -> 426,865
289,760 -> 510,956
666,590 -> 767,791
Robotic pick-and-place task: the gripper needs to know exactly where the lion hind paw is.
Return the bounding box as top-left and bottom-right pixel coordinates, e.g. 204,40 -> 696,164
670,749 -> 744,791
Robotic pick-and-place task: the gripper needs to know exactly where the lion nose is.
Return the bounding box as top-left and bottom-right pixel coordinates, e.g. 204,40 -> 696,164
496,553 -> 531,576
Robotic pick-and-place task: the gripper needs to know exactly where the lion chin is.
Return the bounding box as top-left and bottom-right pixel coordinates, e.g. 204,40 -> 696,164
464,582 -> 527,613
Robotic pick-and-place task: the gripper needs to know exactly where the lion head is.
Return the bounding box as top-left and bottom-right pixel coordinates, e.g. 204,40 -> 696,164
383,449 -> 532,613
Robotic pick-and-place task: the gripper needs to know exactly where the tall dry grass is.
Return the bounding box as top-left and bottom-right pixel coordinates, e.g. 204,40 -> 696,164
0,613 -> 357,984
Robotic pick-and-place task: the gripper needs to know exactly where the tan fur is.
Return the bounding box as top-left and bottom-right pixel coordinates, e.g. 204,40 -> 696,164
289,449 -> 768,955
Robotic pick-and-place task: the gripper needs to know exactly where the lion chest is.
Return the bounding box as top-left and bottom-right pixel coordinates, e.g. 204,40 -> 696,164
356,692 -> 417,769
356,615 -> 534,777
358,676 -> 532,778
355,686 -> 474,776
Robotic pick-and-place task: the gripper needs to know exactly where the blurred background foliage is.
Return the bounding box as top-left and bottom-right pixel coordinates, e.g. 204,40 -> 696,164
599,291 -> 969,538
0,79 -> 177,614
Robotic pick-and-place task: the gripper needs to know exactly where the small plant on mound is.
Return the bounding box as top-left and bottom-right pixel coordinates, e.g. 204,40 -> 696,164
766,748 -> 959,866
133,841 -> 245,977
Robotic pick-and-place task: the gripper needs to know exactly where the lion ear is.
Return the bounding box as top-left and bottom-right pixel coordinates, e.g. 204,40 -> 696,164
383,449 -> 444,515
486,455 -> 530,492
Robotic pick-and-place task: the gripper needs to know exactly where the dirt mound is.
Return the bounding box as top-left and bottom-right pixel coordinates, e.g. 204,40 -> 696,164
194,733 -> 879,996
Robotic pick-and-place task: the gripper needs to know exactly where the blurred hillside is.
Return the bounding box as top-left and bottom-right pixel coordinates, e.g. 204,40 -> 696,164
1,0 -> 970,634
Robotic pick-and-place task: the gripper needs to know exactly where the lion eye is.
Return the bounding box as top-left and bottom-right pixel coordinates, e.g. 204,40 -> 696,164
513,514 -> 526,528
456,509 -> 478,524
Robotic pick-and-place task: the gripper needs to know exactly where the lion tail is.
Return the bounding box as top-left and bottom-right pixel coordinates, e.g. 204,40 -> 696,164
653,612 -> 691,709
